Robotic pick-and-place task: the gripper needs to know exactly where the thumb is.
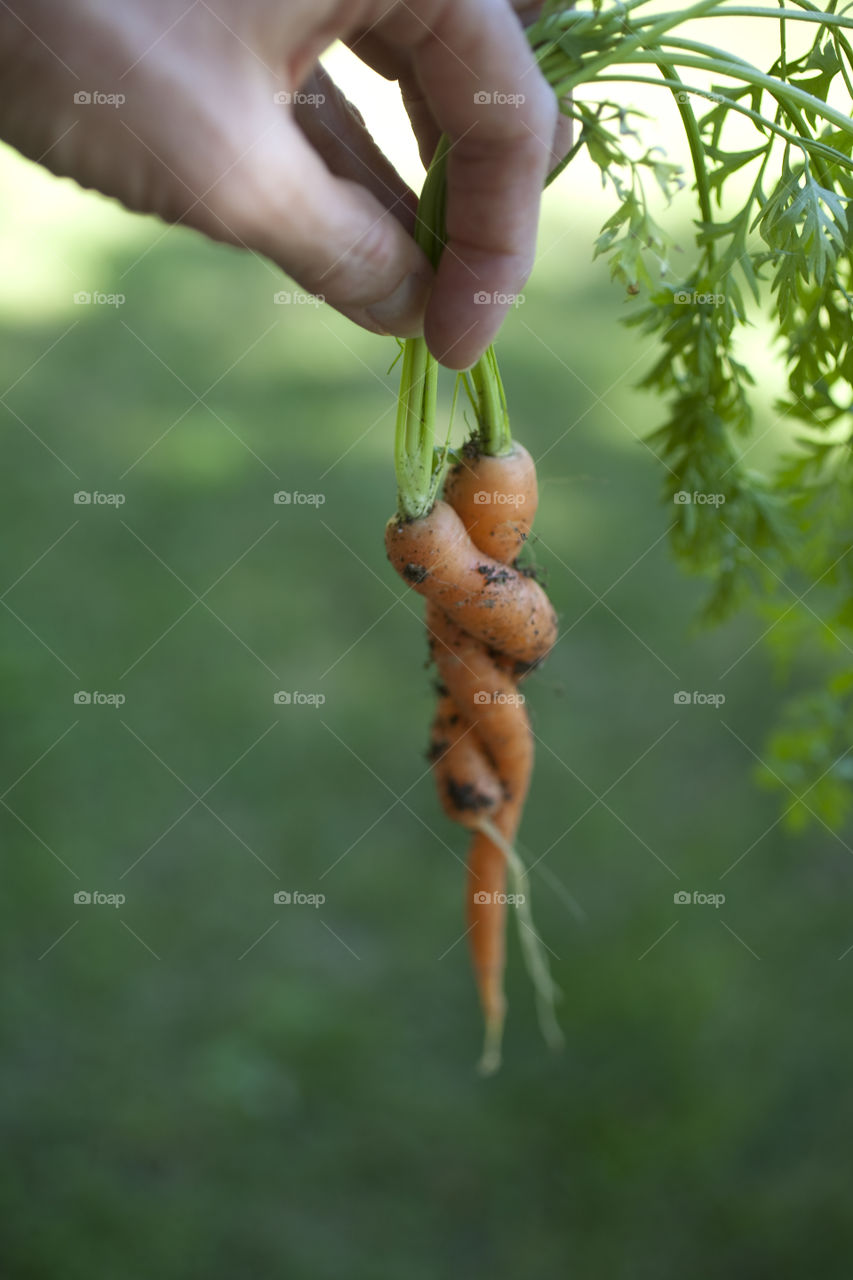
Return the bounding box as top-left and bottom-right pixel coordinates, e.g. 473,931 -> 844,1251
224,120 -> 433,338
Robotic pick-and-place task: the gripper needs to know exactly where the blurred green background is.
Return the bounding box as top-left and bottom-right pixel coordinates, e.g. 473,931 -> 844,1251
2,116 -> 853,1279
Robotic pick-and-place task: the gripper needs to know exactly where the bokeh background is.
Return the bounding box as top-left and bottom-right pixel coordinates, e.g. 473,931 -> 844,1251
3,35 -> 853,1280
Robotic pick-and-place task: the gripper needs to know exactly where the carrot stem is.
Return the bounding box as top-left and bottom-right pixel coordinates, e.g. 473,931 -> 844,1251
470,347 -> 513,457
394,132 -> 520,515
394,336 -> 437,519
394,138 -> 449,518
413,135 -> 449,268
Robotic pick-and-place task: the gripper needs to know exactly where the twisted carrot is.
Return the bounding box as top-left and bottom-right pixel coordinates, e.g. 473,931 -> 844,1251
386,440 -> 557,1071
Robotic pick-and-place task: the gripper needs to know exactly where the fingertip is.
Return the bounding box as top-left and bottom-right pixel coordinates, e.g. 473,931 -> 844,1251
424,247 -> 528,368
424,305 -> 494,371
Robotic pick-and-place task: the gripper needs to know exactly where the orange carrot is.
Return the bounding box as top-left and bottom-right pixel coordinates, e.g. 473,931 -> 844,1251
425,593 -> 535,1073
429,693 -> 503,828
426,602 -> 533,811
387,435 -> 558,1070
385,500 -> 557,666
443,440 -> 538,563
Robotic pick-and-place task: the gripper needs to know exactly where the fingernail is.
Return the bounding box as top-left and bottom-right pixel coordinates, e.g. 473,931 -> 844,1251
365,272 -> 430,338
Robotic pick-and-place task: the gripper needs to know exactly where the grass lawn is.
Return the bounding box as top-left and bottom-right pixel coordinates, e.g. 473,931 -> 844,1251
2,144 -> 852,1278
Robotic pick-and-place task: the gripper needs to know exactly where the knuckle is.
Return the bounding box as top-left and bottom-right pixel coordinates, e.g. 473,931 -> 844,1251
317,204 -> 399,306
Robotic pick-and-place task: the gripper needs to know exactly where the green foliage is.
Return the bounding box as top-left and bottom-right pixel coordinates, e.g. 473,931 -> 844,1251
581,101 -> 683,291
530,0 -> 853,827
758,671 -> 853,831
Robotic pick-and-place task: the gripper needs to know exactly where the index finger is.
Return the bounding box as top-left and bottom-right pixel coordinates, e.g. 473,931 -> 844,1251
379,0 -> 557,368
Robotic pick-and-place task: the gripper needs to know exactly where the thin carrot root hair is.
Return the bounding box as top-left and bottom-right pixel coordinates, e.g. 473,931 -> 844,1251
476,817 -> 564,1054
477,1003 -> 506,1077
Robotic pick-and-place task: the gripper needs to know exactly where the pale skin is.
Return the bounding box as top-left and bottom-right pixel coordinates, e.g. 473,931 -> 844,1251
0,0 -> 563,368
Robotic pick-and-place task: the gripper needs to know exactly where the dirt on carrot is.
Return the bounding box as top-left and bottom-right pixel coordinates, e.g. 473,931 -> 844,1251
387,436 -> 559,1072
385,500 -> 557,666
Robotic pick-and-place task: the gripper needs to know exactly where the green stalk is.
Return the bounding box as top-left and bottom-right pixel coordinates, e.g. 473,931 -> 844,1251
394,336 -> 437,520
534,1 -> 853,37
578,72 -> 853,169
393,138 -> 449,519
546,0 -> 732,89
414,135 -> 449,267
656,61 -> 714,248
629,4 -> 853,29
395,129 -> 516,506
470,346 -> 513,456
555,50 -> 853,139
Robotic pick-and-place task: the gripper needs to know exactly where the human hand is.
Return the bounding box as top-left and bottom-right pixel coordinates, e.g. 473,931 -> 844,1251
0,0 -> 559,368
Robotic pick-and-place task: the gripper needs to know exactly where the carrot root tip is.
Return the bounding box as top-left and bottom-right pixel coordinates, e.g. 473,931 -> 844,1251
477,1011 -> 505,1077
